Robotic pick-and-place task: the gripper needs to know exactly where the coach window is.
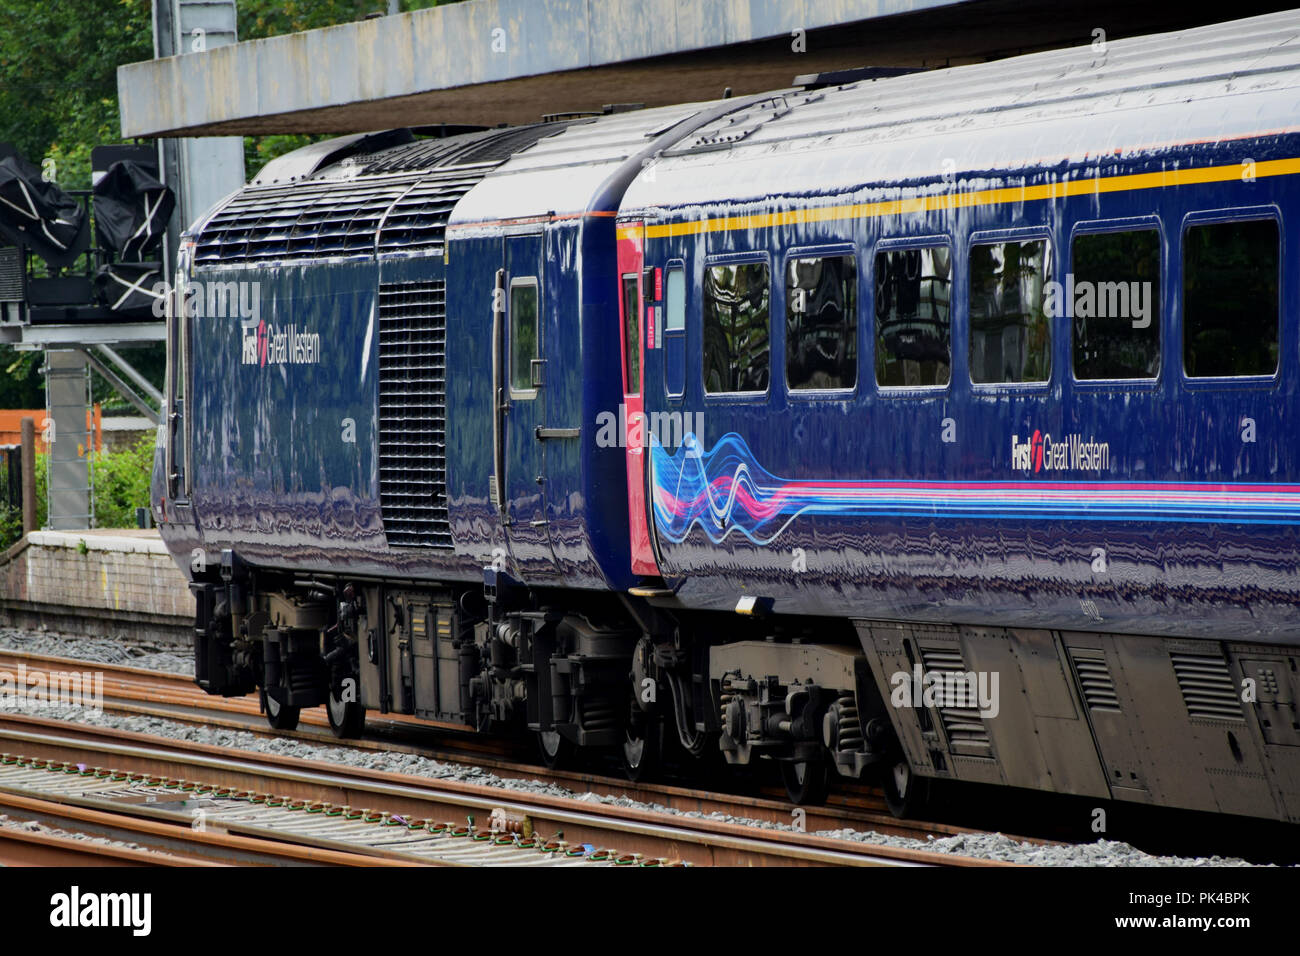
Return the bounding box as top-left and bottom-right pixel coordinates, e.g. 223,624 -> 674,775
703,260 -> 770,394
664,265 -> 686,396
969,238 -> 1052,384
622,273 -> 640,393
510,278 -> 539,395
787,254 -> 857,391
1183,219 -> 1279,377
1071,230 -> 1161,380
875,245 -> 952,388
666,266 -> 686,333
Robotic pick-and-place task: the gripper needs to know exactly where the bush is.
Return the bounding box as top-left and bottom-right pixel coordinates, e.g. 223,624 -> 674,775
88,434 -> 155,529
0,434 -> 156,549
0,505 -> 21,552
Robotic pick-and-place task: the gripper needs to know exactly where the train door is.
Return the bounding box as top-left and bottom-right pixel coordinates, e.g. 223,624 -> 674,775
161,242 -> 194,525
499,231 -> 557,577
618,222 -> 659,576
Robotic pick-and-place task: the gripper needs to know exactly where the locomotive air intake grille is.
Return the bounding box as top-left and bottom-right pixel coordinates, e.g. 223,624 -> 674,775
1069,652 -> 1121,713
378,280 -> 452,548
919,645 -> 993,756
194,178 -> 411,266
1171,652 -> 1244,722
193,170 -> 483,267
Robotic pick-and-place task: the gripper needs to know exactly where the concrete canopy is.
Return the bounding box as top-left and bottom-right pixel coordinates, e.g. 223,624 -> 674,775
118,0 -> 1296,138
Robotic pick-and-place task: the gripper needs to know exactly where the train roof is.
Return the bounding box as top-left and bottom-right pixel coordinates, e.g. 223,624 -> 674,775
188,100 -> 734,265
621,9 -> 1300,213
191,9 -> 1300,268
445,99 -> 720,229
189,122 -> 586,267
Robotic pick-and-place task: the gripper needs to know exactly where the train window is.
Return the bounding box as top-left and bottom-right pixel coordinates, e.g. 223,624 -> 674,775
510,279 -> 538,393
1183,219 -> 1279,377
787,254 -> 857,391
665,267 -> 685,331
968,238 -> 1053,384
622,274 -> 640,393
703,260 -> 770,393
875,246 -> 952,388
1071,230 -> 1161,380
664,266 -> 686,397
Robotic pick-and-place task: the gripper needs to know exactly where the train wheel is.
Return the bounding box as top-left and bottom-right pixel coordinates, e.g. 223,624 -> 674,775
536,730 -> 573,770
620,718 -> 662,783
260,687 -> 301,732
882,757 -> 927,818
780,758 -> 829,805
326,687 -> 365,739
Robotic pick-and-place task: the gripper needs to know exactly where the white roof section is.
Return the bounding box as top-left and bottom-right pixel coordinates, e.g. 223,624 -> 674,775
623,10 -> 1300,211
448,100 -> 721,226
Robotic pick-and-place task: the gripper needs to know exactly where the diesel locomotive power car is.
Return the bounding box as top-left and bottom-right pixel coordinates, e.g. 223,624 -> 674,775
157,11 -> 1300,818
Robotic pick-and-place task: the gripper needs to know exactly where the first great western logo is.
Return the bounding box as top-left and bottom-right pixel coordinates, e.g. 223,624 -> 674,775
1011,429 -> 1111,473
240,319 -> 322,367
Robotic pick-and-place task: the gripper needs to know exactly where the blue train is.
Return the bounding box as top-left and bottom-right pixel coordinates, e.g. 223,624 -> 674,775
156,12 -> 1300,818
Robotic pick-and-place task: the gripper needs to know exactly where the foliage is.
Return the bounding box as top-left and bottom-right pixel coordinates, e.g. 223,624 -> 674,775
0,345 -> 164,417
0,450 -> 39,552
0,503 -> 19,552
239,0 -> 461,41
0,348 -> 47,410
0,1 -> 159,407
238,0 -> 465,179
0,0 -> 467,189
244,133 -> 324,182
88,433 -> 155,529
0,1 -> 467,426
0,433 -> 155,550
0,0 -> 153,191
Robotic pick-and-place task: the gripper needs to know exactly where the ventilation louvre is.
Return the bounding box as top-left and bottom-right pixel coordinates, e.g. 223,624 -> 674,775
1070,653 -> 1121,713
1172,652 -> 1244,722
193,125 -> 564,269
919,645 -> 992,755
378,280 -> 452,548
376,173 -> 483,256
360,123 -> 562,175
194,178 -> 412,266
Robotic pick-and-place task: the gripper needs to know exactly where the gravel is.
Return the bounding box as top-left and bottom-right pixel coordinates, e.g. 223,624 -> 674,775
0,626 -> 1267,867
0,626 -> 193,676
0,812 -> 150,853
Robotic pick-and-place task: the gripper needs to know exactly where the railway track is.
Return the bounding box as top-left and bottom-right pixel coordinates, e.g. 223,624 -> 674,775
0,648 -> 1039,847
0,788 -> 406,866
0,709 -> 1009,866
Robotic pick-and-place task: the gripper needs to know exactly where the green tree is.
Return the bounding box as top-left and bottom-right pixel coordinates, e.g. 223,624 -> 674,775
240,0 -> 462,41
0,0 -> 152,191
0,0 -> 465,410
238,0 -> 466,178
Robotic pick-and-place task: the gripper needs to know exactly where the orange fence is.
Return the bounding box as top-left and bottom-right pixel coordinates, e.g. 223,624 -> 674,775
0,405 -> 102,454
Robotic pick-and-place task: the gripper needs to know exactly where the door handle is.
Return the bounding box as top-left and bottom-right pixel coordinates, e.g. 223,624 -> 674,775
535,426 -> 580,440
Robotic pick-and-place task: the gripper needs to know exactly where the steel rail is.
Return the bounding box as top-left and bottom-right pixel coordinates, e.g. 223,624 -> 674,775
0,718 -> 1006,866
0,649 -> 1043,845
